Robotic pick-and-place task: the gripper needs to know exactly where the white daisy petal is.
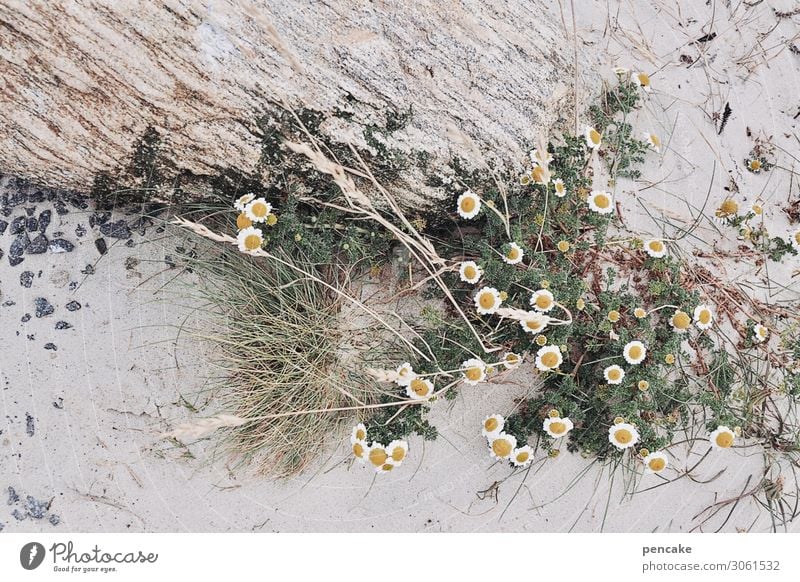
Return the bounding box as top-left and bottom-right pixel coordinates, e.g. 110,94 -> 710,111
709,426 -> 735,450
587,190 -> 614,214
474,287 -> 502,315
543,416 -> 574,439
609,422 -> 640,449
535,345 -> 563,371
459,261 -> 482,284
623,341 -> 647,365
457,190 -> 482,219
462,358 -> 487,385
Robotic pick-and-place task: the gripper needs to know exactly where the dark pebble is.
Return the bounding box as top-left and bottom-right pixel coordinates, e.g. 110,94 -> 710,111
38,209 -> 52,232
54,200 -> 68,215
53,397 -> 64,409
100,220 -> 131,239
81,264 -> 95,275
12,509 -> 25,521
30,190 -> 46,203
89,212 -> 110,227
55,321 -> 72,330
44,343 -> 57,351
75,224 -> 86,237
21,314 -> 31,323
49,238 -> 74,253
9,216 -> 26,234
68,195 -> 88,210
125,239 -> 135,248
26,216 -> 38,231
65,300 -> 81,312
7,486 -> 19,505
25,495 -> 48,519
0,219 -> 7,234
10,233 -> 27,258
26,234 -> 48,254
49,514 -> 60,526
34,297 -> 55,317
94,238 -> 108,255
24,207 -> 36,216
25,414 -> 35,436
20,271 -> 34,288
8,256 -> 23,267
68,281 -> 78,291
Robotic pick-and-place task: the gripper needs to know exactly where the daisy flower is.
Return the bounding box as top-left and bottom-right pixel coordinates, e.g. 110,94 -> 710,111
386,440 -> 409,465
643,450 -> 668,474
623,341 -> 647,365
709,425 -> 735,450
530,165 -> 551,185
456,190 -> 481,219
502,352 -> 522,369
511,446 -> 534,467
366,443 -> 390,470
535,345 -> 563,371
607,310 -> 621,323
482,414 -> 505,439
407,377 -> 434,400
552,178 -> 567,198
670,310 -> 692,333
535,334 -> 547,346
475,287 -> 502,315
503,242 -> 524,265
753,323 -> 769,343
488,433 -> 517,460
543,416 -> 574,438
395,362 -> 416,387
790,229 -> 800,251
587,190 -> 614,214
634,71 -> 651,91
638,380 -> 650,392
351,423 -> 368,444
236,226 -> 263,253
585,126 -> 602,149
746,158 -> 763,173
748,200 -> 764,217
715,198 -> 739,220
351,439 -> 367,462
604,364 -> 625,385
530,289 -> 555,312
644,239 -> 667,258
644,132 -> 661,152
520,312 -> 551,334
459,261 -> 482,284
557,240 -> 570,252
609,422 -> 640,449
462,358 -> 487,385
634,307 -> 647,319
234,193 -> 255,211
236,213 -> 253,230
693,304 -> 714,330
530,148 -> 554,165
244,197 -> 272,223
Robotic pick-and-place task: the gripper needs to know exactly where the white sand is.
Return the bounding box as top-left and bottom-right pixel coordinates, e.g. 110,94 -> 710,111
2,0 -> 799,532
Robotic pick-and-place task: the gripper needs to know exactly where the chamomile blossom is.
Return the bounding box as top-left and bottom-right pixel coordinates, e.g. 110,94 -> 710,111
475,286 -> 502,315
748,200 -> 764,218
709,426 -> 735,450
557,240 -> 570,252
715,198 -> 739,221
395,362 -> 416,387
543,416 -> 573,438
753,323 -> 769,343
503,242 -> 524,265
693,304 -> 714,330
386,440 -> 409,465
535,345 -> 563,371
585,126 -> 602,149
670,310 -> 692,333
366,443 -> 390,470
406,377 -> 434,400
604,364 -> 625,385
234,193 -> 255,211
236,213 -> 253,230
236,226 -> 263,253
530,164 -> 551,185
462,358 -> 487,385
502,352 -> 522,369
530,148 -> 554,165
351,439 -> 367,462
530,289 -> 555,312
644,132 -> 661,152
244,197 -> 272,223
553,178 -> 567,198
644,239 -> 667,258
623,341 -> 647,364
790,229 -> 800,251
488,433 -> 517,460
482,414 -> 505,438
459,261 -> 482,284
351,423 -> 368,444
643,450 -> 668,474
634,307 -> 647,319
511,445 -> 534,467
634,71 -> 652,91
609,422 -> 640,449
587,190 -> 614,214
520,312 -> 551,334
456,190 -> 482,219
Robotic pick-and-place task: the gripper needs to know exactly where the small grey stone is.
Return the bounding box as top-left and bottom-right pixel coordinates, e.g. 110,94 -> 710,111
55,321 -> 72,330
34,297 -> 55,317
94,238 -> 108,255
21,314 -> 31,323
49,238 -> 74,253
49,514 -> 60,526
26,234 -> 48,254
38,209 -> 52,232
44,343 -> 57,351
25,495 -> 48,519
66,300 -> 81,312
54,199 -> 68,215
9,216 -> 26,234
7,486 -> 19,505
12,509 -> 25,521
82,264 -> 95,275
75,223 -> 87,237
25,413 -> 35,436
9,256 -> 24,267
0,219 -> 7,234
100,220 -> 131,239
20,271 -> 34,288
26,216 -> 38,232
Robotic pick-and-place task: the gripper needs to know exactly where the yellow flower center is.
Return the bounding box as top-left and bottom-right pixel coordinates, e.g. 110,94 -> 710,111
352,442 -> 365,457
555,182 -> 565,194
460,196 -> 476,213
749,159 -> 762,171
391,447 -> 406,462
588,128 -> 601,145
634,308 -> 646,318
549,421 -> 566,435
672,311 -> 691,329
410,378 -> 430,397
717,199 -> 739,216
251,202 -> 268,218
615,429 -> 633,444
535,295 -> 553,310
244,234 -> 262,251
637,72 -> 650,87
507,247 -> 520,260
752,204 -> 762,215
698,309 -> 712,325
505,354 -> 519,365
540,351 -> 559,368
648,240 -> 664,253
715,431 -> 734,448
492,439 -> 513,458
531,166 -> 546,183
484,418 -> 499,432
608,310 -> 620,322
648,457 -> 666,472
628,345 -> 643,360
576,298 -> 585,310
463,265 -> 477,279
794,232 -> 800,245
526,319 -> 544,331
758,326 -> 767,338
381,463 -> 394,472
266,214 -> 278,226
479,292 -> 496,310
355,428 -> 366,440
369,448 -> 388,466
465,367 -> 483,381
649,134 -> 661,148
594,193 -> 610,209
515,450 -> 530,463
607,368 -> 622,381
236,213 -> 253,230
